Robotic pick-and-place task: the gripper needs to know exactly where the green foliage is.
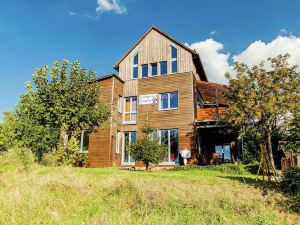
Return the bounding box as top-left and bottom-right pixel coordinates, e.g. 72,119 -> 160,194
129,139 -> 166,170
281,167 -> 300,197
43,137 -> 87,167
23,60 -> 110,137
225,54 -> 300,164
0,112 -> 18,151
14,147 -> 35,171
284,115 -> 300,152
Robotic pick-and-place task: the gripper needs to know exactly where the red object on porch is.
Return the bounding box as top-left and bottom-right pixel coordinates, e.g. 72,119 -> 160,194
171,153 -> 175,161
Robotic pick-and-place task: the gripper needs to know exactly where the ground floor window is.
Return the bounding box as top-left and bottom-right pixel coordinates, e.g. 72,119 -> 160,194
122,131 -> 136,164
215,144 -> 231,161
159,129 -> 179,164
80,129 -> 90,152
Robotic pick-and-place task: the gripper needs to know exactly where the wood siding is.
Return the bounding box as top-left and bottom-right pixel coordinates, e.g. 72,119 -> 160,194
118,29 -> 199,82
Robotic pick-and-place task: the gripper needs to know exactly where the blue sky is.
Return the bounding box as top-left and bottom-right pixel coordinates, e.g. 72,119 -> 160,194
1,0 -> 300,115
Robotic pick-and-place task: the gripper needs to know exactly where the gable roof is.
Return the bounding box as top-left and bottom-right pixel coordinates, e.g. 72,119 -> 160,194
113,26 -> 208,81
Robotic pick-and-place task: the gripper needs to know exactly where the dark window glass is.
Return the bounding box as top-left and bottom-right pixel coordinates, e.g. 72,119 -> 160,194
170,92 -> 178,109
171,46 -> 177,58
151,63 -> 158,76
133,67 -> 138,79
81,130 -> 90,151
171,60 -> 177,73
170,129 -> 178,162
160,61 -> 167,75
142,64 -> 148,78
133,53 -> 138,65
161,93 -> 169,109
160,130 -> 169,162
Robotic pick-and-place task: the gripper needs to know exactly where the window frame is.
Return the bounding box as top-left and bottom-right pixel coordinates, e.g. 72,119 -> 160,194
116,130 -> 121,154
132,52 -> 139,79
159,91 -> 179,111
80,129 -> 90,153
123,96 -> 138,124
170,44 -> 178,74
122,131 -> 136,165
160,61 -> 168,75
151,63 -> 158,77
117,95 -> 122,113
159,128 -> 179,165
141,64 -> 148,78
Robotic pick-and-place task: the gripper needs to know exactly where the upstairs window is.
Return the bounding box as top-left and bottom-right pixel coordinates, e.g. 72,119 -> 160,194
124,96 -> 137,123
160,92 -> 178,110
171,45 -> 178,73
151,63 -> 158,76
142,64 -> 148,78
160,61 -> 167,75
132,52 -> 138,79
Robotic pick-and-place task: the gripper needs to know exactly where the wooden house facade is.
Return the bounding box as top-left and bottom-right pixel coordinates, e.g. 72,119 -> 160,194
82,26 -> 237,167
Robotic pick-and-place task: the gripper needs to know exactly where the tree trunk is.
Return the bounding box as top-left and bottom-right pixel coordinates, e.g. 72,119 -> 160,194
145,162 -> 149,171
267,129 -> 275,169
60,127 -> 68,147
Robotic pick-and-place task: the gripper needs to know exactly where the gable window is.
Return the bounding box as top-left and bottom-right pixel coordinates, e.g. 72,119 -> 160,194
132,52 -> 138,79
151,63 -> 158,76
142,64 -> 148,78
160,129 -> 179,164
171,45 -> 178,73
118,96 -> 122,113
160,92 -> 178,110
122,131 -> 136,164
80,129 -> 90,153
124,96 -> 137,123
116,130 -> 121,154
160,61 -> 167,75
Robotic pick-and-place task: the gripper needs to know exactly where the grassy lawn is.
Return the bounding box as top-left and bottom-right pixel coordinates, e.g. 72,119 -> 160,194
0,155 -> 299,225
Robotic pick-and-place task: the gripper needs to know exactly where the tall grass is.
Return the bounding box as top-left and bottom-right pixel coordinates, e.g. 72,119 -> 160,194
0,157 -> 299,224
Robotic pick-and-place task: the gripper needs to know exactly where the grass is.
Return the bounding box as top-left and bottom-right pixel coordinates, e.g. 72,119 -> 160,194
0,153 -> 299,225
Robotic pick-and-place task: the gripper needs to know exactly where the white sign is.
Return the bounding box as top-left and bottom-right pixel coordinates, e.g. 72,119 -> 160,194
139,94 -> 158,105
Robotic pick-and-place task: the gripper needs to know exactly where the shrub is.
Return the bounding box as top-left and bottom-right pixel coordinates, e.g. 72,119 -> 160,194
14,147 -> 34,171
281,167 -> 300,196
41,137 -> 87,167
129,139 -> 166,170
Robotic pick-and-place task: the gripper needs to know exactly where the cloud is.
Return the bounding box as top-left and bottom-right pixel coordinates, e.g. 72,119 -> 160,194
96,0 -> 127,14
188,39 -> 234,84
279,28 -> 288,35
209,30 -> 217,35
233,35 -> 300,71
69,11 -> 79,16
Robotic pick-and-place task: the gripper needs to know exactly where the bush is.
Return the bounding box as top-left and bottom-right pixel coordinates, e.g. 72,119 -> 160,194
41,137 -> 87,167
129,139 -> 166,170
14,147 -> 35,171
281,167 -> 300,196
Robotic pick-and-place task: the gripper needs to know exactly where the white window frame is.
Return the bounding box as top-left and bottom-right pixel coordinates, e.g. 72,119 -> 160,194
116,130 -> 121,154
141,64 -> 149,78
123,96 -> 137,124
159,61 -> 167,75
159,129 -> 179,165
159,91 -> 178,111
122,131 -> 136,165
117,96 -> 122,113
132,52 -> 139,79
80,129 -> 89,153
151,63 -> 158,77
170,44 -> 178,74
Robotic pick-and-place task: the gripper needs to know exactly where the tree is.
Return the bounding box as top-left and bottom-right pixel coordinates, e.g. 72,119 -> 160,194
225,54 -> 300,167
0,112 -> 18,151
23,60 -> 110,143
129,121 -> 166,170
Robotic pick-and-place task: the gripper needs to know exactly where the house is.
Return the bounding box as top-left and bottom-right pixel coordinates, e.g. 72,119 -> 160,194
81,26 -> 238,167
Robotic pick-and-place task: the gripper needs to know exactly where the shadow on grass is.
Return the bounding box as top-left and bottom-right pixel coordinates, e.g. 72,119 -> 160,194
218,175 -> 300,214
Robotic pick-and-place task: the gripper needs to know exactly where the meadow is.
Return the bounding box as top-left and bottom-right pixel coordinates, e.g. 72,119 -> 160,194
0,152 -> 299,225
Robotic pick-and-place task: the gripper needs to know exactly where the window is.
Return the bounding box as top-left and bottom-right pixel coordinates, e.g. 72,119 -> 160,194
122,131 -> 136,164
171,45 -> 178,73
124,96 -> 137,123
80,129 -> 90,152
118,96 -> 122,113
151,63 -> 158,76
116,130 -> 121,154
132,52 -> 138,79
160,92 -> 178,110
160,61 -> 167,75
215,144 -> 231,162
142,64 -> 148,78
160,129 -> 178,164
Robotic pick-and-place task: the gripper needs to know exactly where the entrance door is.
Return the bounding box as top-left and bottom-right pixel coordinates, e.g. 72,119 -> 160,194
160,129 -> 179,164
122,131 -> 136,165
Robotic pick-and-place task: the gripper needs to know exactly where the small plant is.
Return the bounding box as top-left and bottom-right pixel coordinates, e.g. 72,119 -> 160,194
14,147 -> 34,171
281,167 -> 300,196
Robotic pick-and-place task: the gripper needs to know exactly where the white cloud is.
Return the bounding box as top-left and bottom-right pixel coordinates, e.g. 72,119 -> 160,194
69,11 -> 79,16
96,0 -> 127,14
209,30 -> 217,35
279,28 -> 288,35
188,39 -> 234,84
233,35 -> 300,71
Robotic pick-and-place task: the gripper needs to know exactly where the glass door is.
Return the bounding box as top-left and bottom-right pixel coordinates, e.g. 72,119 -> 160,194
122,131 -> 136,165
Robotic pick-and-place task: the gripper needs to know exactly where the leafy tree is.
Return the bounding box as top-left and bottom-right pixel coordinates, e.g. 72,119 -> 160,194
23,60 -> 110,143
0,112 -> 18,151
225,54 -> 300,167
129,122 -> 166,170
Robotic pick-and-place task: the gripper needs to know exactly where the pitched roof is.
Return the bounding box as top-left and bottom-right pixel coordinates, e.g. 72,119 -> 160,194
113,26 -> 208,81
94,74 -> 124,83
196,81 -> 227,106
